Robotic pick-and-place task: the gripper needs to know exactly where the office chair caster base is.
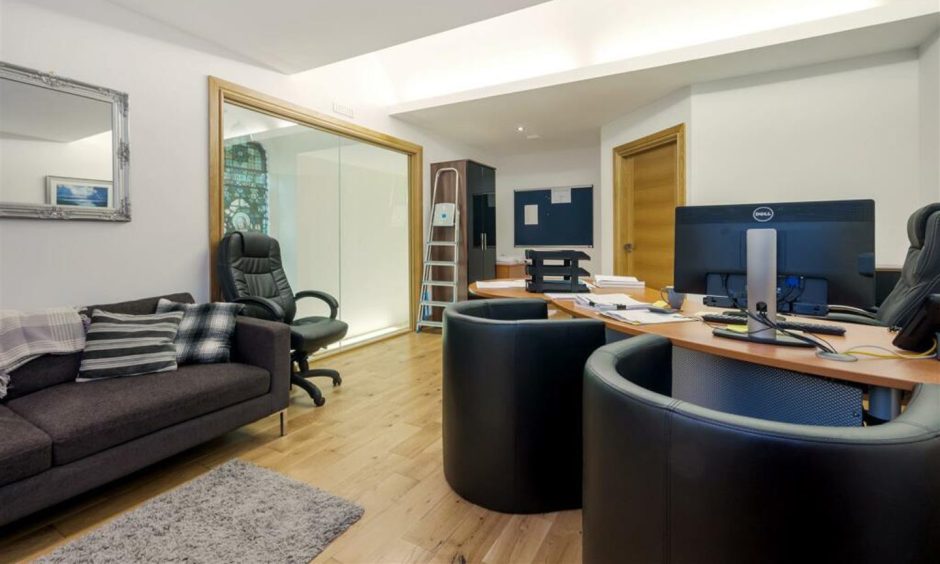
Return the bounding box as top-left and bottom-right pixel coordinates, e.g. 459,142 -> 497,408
291,374 -> 326,406
304,368 -> 342,387
295,356 -> 343,387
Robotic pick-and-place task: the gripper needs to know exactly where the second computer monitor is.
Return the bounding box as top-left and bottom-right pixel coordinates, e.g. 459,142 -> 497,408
674,199 -> 876,310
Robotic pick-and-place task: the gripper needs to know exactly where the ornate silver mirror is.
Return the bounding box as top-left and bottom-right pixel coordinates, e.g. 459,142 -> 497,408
0,62 -> 129,221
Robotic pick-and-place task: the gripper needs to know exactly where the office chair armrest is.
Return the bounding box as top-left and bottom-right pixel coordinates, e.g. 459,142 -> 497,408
826,304 -> 879,318
823,312 -> 886,326
232,296 -> 285,322
295,290 -> 339,319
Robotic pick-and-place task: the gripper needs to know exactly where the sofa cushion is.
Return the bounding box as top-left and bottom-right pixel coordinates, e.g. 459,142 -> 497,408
82,292 -> 195,316
0,405 -> 52,487
4,353 -> 81,401
155,299 -> 243,365
8,363 -> 270,465
3,294 -> 196,402
78,310 -> 184,381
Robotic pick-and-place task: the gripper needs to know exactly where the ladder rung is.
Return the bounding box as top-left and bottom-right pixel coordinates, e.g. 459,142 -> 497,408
427,241 -> 457,247
421,300 -> 454,307
423,281 -> 456,287
425,261 -> 456,267
417,320 -> 444,328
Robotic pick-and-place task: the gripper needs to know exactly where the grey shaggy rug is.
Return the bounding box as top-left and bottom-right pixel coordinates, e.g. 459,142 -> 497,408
38,460 -> 364,563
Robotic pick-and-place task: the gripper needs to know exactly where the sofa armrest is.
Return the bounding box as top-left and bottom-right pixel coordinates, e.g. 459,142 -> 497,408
231,316 -> 291,411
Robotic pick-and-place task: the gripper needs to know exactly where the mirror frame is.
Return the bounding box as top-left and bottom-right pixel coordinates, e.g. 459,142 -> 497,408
208,77 -> 424,333
0,62 -> 130,221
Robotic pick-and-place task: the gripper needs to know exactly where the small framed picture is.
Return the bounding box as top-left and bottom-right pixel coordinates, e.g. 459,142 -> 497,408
45,177 -> 113,208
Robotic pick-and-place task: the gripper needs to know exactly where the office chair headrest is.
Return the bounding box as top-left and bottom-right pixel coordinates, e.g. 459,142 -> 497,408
907,203 -> 940,249
232,231 -> 275,258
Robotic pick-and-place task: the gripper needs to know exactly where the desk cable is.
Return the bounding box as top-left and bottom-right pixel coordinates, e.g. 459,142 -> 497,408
840,339 -> 937,360
714,291 -> 939,361
723,291 -> 841,355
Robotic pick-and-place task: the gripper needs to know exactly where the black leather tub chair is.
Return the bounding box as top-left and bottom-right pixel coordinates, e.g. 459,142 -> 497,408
583,334 -> 940,564
442,299 -> 606,513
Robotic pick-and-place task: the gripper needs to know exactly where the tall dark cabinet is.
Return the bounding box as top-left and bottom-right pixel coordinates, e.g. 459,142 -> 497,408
467,162 -> 497,283
429,159 -> 497,307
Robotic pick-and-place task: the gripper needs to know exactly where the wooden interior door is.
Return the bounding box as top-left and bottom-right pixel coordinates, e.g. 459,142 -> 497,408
613,124 -> 685,291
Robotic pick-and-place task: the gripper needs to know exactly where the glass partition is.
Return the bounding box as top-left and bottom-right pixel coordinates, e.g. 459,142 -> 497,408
222,102 -> 410,347
338,139 -> 410,343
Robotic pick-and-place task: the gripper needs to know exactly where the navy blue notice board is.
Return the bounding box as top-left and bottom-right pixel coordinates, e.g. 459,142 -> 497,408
514,185 -> 593,247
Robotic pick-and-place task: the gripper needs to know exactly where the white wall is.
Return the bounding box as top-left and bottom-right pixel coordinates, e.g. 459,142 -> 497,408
0,133 -> 112,203
599,88 -> 692,274
690,51 -> 921,266
493,145 -> 601,273
0,0 -> 489,309
920,31 -> 940,203
598,51 -> 925,273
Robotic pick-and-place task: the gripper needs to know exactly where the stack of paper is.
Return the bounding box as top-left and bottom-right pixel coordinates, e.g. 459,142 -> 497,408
602,310 -> 694,325
573,293 -> 650,311
545,292 -> 594,300
475,279 -> 526,289
593,275 -> 645,288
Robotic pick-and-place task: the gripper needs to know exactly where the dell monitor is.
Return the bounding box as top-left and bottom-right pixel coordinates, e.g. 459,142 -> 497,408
674,199 -> 876,312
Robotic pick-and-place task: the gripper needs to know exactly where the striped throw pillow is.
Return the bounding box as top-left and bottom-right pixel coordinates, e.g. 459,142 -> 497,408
77,310 -> 184,381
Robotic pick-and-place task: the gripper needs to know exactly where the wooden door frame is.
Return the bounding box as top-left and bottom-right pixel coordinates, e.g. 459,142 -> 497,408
612,123 -> 686,275
208,77 -> 424,330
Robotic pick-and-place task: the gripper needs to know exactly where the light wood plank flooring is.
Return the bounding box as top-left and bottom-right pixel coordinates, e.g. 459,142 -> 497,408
0,333 -> 582,563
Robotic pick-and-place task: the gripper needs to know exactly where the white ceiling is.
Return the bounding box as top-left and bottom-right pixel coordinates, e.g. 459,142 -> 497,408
100,0 -> 549,74
391,12 -> 940,154
0,79 -> 111,142
223,103 -> 297,140
223,103 -> 362,149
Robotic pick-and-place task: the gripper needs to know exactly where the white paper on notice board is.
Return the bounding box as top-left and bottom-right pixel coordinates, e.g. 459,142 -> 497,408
524,204 -> 539,225
551,187 -> 572,204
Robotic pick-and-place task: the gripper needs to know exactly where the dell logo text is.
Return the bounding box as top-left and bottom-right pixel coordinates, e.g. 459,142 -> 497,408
753,206 -> 774,222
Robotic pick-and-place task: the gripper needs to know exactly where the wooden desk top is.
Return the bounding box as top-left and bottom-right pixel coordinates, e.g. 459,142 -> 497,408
469,281 -> 939,391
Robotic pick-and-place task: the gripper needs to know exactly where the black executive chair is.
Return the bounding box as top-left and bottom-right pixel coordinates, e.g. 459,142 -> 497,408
828,202 -> 940,328
217,231 -> 348,406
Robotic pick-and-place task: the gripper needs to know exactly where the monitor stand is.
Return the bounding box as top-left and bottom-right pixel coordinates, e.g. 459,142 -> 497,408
712,327 -> 815,347
712,228 -> 815,349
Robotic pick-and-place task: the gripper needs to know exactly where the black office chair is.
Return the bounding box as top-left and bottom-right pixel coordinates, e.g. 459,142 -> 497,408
828,202 -> 940,328
217,231 -> 348,406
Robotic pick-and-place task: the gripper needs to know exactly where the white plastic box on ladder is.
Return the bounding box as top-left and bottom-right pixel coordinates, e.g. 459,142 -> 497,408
416,167 -> 461,331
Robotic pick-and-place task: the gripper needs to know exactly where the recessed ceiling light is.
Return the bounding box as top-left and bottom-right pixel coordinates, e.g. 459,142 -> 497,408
516,126 -> 525,132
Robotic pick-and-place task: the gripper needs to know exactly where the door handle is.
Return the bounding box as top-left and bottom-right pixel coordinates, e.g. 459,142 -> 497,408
482,233 -> 487,250
623,243 -> 634,252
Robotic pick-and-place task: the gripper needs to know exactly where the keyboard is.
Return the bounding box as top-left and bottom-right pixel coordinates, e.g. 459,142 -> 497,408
699,313 -> 846,336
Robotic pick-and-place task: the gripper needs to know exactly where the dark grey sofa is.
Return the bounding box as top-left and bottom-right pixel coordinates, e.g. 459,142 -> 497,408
0,293 -> 291,527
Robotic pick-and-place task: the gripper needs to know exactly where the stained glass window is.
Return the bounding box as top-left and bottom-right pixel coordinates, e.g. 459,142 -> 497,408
223,141 -> 269,233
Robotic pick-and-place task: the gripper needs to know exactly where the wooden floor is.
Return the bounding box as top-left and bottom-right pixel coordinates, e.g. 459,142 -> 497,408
0,333 -> 582,563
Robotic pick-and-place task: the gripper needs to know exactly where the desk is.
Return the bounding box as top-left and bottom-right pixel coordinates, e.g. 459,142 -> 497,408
470,280 -> 939,419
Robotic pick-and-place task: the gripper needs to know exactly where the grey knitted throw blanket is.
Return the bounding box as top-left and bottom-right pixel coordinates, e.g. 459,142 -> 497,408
0,307 -> 85,399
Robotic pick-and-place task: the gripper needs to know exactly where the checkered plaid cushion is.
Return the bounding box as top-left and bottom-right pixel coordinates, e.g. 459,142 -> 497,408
155,299 -> 244,365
